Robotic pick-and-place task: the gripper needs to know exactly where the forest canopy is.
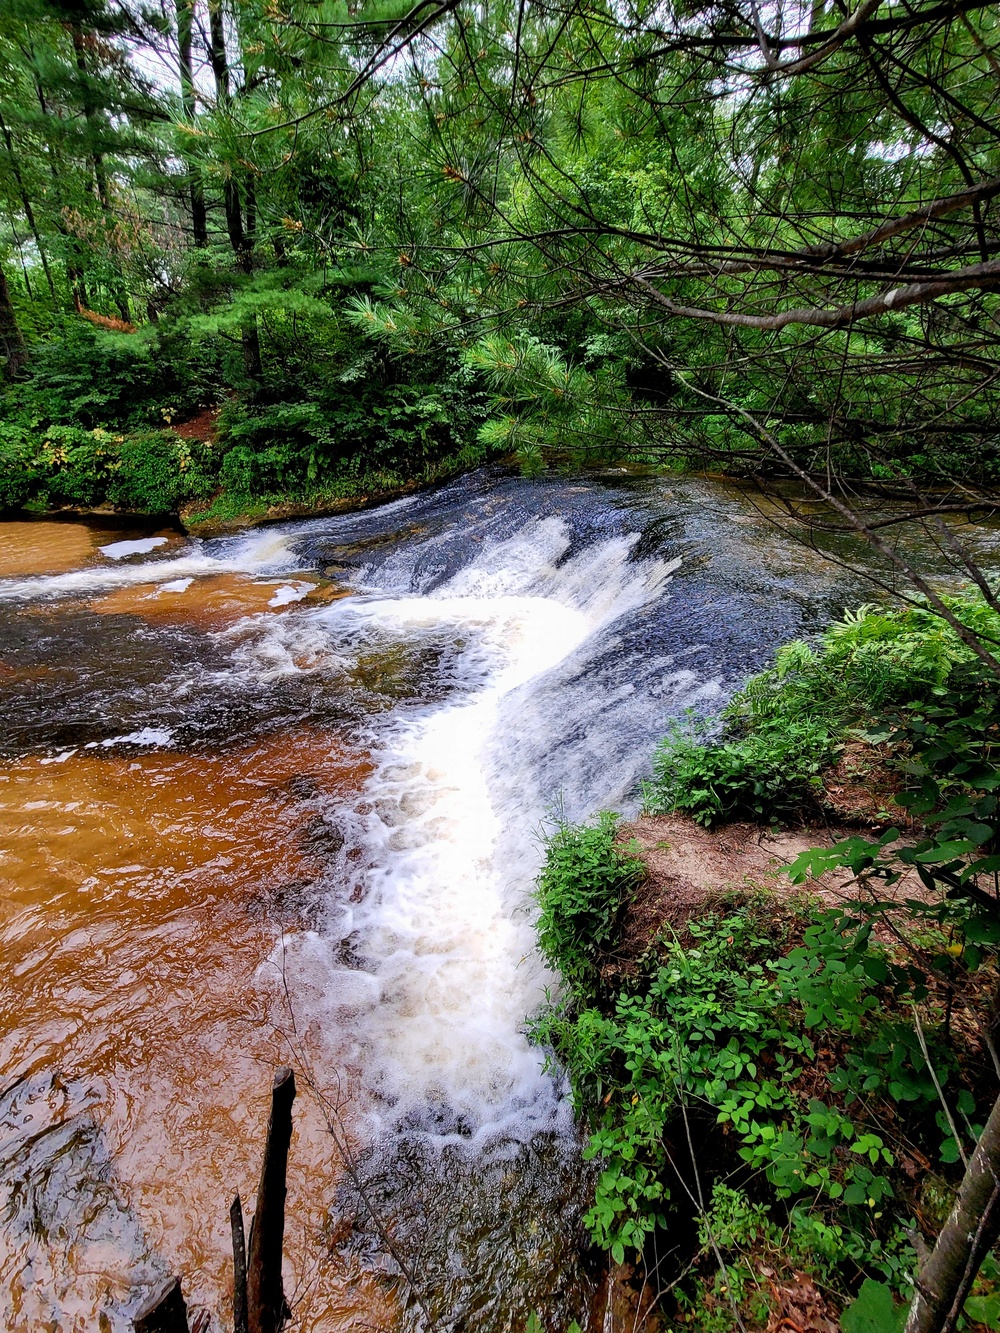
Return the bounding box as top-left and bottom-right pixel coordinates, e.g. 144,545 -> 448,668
0,0 -> 998,513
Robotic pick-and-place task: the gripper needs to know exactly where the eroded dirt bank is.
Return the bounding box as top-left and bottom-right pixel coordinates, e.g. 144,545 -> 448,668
613,811 -> 908,972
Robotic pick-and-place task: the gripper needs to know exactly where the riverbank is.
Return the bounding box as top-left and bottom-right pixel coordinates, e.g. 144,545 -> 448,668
1,430 -> 456,535
531,589 -> 1000,1332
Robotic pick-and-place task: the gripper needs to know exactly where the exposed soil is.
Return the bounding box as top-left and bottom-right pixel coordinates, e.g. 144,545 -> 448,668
169,406 -> 220,443
611,810 -> 923,977
617,814 -> 856,949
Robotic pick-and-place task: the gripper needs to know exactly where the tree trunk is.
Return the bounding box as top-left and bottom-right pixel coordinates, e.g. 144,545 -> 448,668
206,0 -> 261,383
905,1092 -> 1000,1333
246,1068 -> 295,1333
176,0 -> 208,247
33,72 -> 87,307
0,111 -> 56,303
72,27 -> 110,207
0,264 -> 28,377
72,26 -> 131,322
206,0 -> 231,101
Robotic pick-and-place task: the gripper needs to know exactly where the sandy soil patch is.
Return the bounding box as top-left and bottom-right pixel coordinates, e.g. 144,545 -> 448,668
614,813 -> 922,971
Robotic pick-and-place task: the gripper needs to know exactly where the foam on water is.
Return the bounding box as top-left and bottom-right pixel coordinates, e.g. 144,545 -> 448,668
99,537 -> 169,560
0,527 -> 302,601
268,581 -> 313,607
152,578 -> 194,595
96,728 -> 176,748
267,517 -> 687,1147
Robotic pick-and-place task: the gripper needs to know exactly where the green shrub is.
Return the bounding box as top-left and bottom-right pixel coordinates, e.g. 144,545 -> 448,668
106,431 -> 217,510
643,715 -> 834,825
0,422 -> 39,508
219,438 -> 310,498
530,889 -> 947,1288
216,371 -> 490,499
534,814 -> 645,1000
643,592 -> 1000,826
7,320 -> 218,429
0,422 -> 220,512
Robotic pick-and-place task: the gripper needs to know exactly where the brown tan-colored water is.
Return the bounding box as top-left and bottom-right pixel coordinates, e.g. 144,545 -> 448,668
0,731 -> 395,1331
89,573 -> 352,631
0,524 -> 396,1332
0,521 -> 103,576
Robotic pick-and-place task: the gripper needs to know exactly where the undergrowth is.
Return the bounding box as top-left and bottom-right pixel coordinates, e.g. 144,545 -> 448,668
642,593 -> 1000,827
531,585 -> 1000,1331
531,858 -> 996,1330
0,323 -> 495,515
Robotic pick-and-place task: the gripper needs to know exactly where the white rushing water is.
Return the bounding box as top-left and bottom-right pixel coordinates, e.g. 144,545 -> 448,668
260,515 -> 712,1149
0,527 -> 305,600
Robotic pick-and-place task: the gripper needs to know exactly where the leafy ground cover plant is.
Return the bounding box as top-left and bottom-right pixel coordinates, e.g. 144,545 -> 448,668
642,593 -> 1000,827
535,813 -> 646,1003
531,850 -> 995,1328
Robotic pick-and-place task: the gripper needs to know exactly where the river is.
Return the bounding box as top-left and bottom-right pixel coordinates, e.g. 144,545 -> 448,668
0,468 -> 948,1332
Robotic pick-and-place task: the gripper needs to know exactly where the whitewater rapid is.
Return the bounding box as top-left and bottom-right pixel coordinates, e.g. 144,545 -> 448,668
265,516 -> 695,1147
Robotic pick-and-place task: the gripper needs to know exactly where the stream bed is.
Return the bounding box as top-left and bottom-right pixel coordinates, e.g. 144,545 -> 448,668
0,469 -> 907,1331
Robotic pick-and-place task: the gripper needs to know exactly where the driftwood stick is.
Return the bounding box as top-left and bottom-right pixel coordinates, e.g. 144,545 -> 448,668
133,1276 -> 190,1333
247,1067 -> 296,1333
231,1193 -> 249,1333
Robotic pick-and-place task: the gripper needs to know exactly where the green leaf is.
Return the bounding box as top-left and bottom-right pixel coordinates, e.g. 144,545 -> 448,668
963,916 -> 1000,944
913,840 -> 975,862
840,1280 -> 908,1333
964,1294 -> 1000,1329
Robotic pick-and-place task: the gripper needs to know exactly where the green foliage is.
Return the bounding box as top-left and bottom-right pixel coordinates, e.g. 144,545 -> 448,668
643,714 -> 834,826
534,814 -> 645,1001
528,777 -> 1000,1325
840,1279 -> 908,1333
531,900 -> 942,1271
728,599 -> 1000,729
0,420 -> 218,511
10,323 -> 219,429
643,592 -> 1000,827
217,372 -> 486,498
535,591 -> 1000,1326
0,419 -> 37,508
776,594 -> 1000,987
